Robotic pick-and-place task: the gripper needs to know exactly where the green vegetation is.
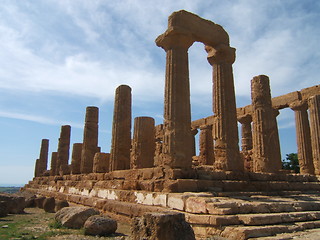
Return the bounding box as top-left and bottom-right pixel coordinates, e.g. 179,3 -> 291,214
0,187 -> 20,194
282,153 -> 299,173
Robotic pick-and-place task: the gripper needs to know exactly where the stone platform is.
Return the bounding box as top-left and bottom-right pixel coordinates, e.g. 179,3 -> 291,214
22,168 -> 320,239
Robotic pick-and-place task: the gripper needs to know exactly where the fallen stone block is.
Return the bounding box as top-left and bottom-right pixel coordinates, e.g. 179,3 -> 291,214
55,206 -> 100,229
84,215 -> 117,236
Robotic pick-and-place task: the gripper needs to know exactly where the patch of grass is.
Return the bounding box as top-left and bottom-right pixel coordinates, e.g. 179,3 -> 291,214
0,187 -> 20,194
48,220 -> 65,229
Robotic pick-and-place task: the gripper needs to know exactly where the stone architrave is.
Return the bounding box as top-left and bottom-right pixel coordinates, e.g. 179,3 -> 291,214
93,152 -> 110,173
50,152 -> 58,176
34,159 -> 40,177
38,139 -> 49,176
71,143 -> 82,174
290,100 -> 314,174
56,125 -> 71,175
156,33 -> 194,169
131,117 -> 155,169
198,125 -> 214,165
251,75 -> 282,173
308,95 -> 320,175
80,107 -> 99,174
110,85 -> 132,171
206,45 -> 242,171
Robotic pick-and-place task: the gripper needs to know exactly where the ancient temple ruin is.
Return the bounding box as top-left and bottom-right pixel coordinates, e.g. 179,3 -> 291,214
23,10 -> 320,239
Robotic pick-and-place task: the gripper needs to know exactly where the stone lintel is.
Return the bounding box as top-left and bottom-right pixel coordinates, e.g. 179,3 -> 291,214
301,85 -> 320,100
272,91 -> 301,109
156,10 -> 229,48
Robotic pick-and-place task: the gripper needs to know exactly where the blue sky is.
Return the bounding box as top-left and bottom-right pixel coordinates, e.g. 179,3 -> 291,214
0,0 -> 319,186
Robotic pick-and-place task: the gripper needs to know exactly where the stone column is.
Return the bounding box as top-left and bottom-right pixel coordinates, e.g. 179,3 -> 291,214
191,128 -> 198,157
110,85 -> 132,171
34,159 -> 40,177
238,115 -> 252,152
308,95 -> 320,175
50,152 -> 58,176
56,125 -> 71,175
206,44 -> 241,171
131,117 -> 155,169
251,75 -> 281,173
198,125 -> 214,165
71,143 -> 82,174
38,139 -> 49,175
290,100 -> 314,174
156,33 -> 194,168
80,106 -> 99,174
93,153 -> 110,173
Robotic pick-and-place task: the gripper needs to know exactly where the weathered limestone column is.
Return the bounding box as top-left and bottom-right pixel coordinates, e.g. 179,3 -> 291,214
251,75 -> 282,173
50,152 -> 58,176
198,125 -> 214,165
290,100 -> 314,174
56,125 -> 71,175
80,107 -> 99,174
34,159 -> 40,177
38,139 -> 49,175
238,115 -> 252,151
206,44 -> 241,171
156,33 -> 194,168
110,85 -> 132,171
131,117 -> 155,169
71,143 -> 82,174
93,153 -> 110,173
308,95 -> 320,175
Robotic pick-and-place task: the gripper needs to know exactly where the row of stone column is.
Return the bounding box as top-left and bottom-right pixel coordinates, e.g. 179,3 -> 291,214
238,75 -> 320,174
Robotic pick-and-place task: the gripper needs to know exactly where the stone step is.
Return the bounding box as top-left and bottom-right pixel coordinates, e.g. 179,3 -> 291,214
186,211 -> 320,227
221,220 -> 320,240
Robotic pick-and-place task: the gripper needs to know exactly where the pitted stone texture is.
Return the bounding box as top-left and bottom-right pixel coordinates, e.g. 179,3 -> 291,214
93,152 -> 110,173
84,215 -> 117,236
81,107 -> 99,174
131,211 -> 195,240
56,125 -> 71,175
0,193 -> 25,214
131,117 -> 155,169
251,75 -> 282,173
110,85 -> 132,171
55,207 -> 100,229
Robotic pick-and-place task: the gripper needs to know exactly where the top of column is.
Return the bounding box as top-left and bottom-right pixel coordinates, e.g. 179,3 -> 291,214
156,10 -> 230,49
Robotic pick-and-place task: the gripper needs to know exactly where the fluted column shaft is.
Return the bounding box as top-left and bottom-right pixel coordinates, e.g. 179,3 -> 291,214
206,44 -> 241,171
81,107 -> 99,174
290,101 -> 314,174
308,95 -> 320,175
110,85 -> 132,171
71,143 -> 82,174
251,75 -> 281,173
156,34 -> 194,168
34,159 -> 40,177
56,125 -> 71,175
198,125 -> 214,165
131,117 -> 155,169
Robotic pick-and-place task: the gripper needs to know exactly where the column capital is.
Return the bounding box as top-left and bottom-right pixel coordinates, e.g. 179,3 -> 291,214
199,124 -> 212,131
289,100 -> 308,111
237,114 -> 252,124
205,44 -> 236,65
156,31 -> 194,51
